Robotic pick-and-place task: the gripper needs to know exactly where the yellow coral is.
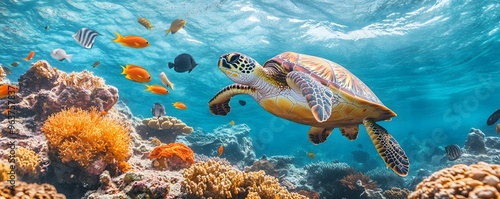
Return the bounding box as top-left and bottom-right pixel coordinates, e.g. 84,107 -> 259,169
15,147 -> 41,179
41,107 -> 131,168
0,181 -> 66,198
409,162 -> 500,199
142,116 -> 193,134
57,70 -> 105,89
0,161 -> 11,181
182,159 -> 306,199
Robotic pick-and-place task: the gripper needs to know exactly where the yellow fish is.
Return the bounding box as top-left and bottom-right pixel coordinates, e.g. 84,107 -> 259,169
307,152 -> 315,159
165,19 -> 186,35
138,17 -> 152,29
229,120 -> 235,126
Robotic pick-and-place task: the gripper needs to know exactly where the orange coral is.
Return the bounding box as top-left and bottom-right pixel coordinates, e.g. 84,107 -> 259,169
148,143 -> 194,170
41,107 -> 131,169
409,162 -> 500,199
14,147 -> 41,179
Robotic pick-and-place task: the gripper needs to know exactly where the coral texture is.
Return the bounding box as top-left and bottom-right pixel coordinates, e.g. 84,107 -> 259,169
17,60 -> 118,121
245,155 -> 294,178
383,187 -> 410,199
14,146 -> 41,179
138,116 -> 193,143
0,181 -> 66,198
41,107 -> 131,170
148,143 -> 195,170
409,162 -> 500,199
0,161 -> 11,181
181,159 -> 306,199
340,172 -> 379,191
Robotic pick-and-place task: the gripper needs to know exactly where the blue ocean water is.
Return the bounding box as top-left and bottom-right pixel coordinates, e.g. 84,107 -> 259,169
1,0 -> 499,172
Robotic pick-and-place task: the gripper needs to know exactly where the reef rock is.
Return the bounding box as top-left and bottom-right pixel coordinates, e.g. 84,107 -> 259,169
179,124 -> 256,167
137,116 -> 193,143
464,128 -> 487,154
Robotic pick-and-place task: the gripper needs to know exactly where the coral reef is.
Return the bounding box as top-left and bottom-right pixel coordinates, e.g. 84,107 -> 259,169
148,143 -> 195,170
366,167 -> 406,190
0,160 -> 11,181
42,107 -> 131,169
0,181 -> 66,198
409,162 -> 500,199
303,161 -> 355,197
181,159 -> 306,199
340,172 -> 379,191
16,60 -> 118,121
245,155 -> 294,178
464,128 -> 487,154
13,146 -> 41,180
137,116 -> 193,143
382,187 -> 410,199
179,124 -> 256,167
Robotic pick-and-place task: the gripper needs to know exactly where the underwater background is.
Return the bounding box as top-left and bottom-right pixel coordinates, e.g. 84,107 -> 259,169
1,0 -> 500,198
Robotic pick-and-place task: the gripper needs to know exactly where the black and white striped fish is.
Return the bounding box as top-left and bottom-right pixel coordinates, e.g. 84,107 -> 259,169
73,28 -> 100,49
445,144 -> 463,161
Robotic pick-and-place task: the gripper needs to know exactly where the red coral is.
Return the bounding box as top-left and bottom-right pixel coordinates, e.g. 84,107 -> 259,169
148,143 -> 195,170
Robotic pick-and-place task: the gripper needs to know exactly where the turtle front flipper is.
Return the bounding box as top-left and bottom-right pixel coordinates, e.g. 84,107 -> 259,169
286,71 -> 336,122
208,83 -> 256,115
308,126 -> 334,144
363,118 -> 409,177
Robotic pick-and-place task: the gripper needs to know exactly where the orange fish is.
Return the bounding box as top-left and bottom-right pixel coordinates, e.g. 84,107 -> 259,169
172,102 -> 187,110
146,85 -> 169,95
307,152 -> 315,159
99,111 -> 107,116
218,144 -> 223,156
0,84 -> 18,98
23,51 -> 35,61
121,64 -> 151,83
4,107 -> 11,115
113,33 -> 149,48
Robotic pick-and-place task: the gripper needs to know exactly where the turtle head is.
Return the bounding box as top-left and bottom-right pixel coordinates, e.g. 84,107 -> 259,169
218,52 -> 260,84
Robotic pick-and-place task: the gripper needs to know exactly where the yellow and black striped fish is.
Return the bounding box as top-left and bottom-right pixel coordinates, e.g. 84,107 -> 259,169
445,144 -> 463,161
137,17 -> 152,30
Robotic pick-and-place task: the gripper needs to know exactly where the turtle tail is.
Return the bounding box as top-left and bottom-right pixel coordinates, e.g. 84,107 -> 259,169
363,118 -> 409,177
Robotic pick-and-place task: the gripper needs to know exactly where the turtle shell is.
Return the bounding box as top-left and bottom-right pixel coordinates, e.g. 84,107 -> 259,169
268,52 -> 383,105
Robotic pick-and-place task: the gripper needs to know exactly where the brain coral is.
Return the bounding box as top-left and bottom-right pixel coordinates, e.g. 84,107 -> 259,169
41,107 -> 131,170
14,147 -> 41,179
148,143 -> 195,170
0,181 -> 66,198
409,162 -> 500,199
181,159 -> 306,199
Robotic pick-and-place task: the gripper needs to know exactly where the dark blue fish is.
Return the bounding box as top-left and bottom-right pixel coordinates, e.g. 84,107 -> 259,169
487,108 -> 500,126
445,144 -> 463,161
238,100 -> 246,106
73,28 -> 100,49
168,53 -> 198,73
152,103 -> 166,118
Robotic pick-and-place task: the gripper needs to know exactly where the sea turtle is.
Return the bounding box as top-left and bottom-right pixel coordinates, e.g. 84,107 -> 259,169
208,52 -> 410,176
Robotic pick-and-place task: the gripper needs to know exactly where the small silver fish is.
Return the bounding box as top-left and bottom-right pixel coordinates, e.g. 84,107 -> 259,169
152,103 -> 166,118
159,72 -> 174,90
92,61 -> 101,68
51,48 -> 73,62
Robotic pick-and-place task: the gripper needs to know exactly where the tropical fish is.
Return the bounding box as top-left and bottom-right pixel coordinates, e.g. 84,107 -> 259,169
307,152 -> 315,159
497,124 -> 500,134
168,53 -> 198,73
121,64 -> 151,83
92,61 -> 101,68
0,84 -> 18,98
23,51 -> 35,61
146,85 -> 169,95
159,72 -> 175,90
445,144 -> 463,161
73,28 -> 100,49
152,102 -> 166,118
229,120 -> 235,126
165,19 -> 186,35
10,61 -> 19,67
113,33 -> 149,48
137,17 -> 152,29
218,144 -> 223,156
51,48 -> 73,62
238,100 -> 246,106
172,102 -> 187,110
487,108 -> 500,126
45,26 -> 49,30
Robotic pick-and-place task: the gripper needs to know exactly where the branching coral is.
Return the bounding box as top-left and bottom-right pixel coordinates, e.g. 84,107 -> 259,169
41,107 -> 131,172
0,181 -> 66,198
14,147 -> 41,179
181,159 -> 306,199
139,116 -> 193,143
409,162 -> 500,199
148,143 -> 195,170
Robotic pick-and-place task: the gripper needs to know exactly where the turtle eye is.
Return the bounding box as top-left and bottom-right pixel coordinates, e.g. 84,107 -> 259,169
228,54 -> 240,64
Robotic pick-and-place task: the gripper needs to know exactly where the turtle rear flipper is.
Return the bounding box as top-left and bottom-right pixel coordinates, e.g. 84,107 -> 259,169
286,71 -> 336,122
208,83 -> 256,115
308,127 -> 333,144
340,125 -> 359,140
363,118 -> 409,176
